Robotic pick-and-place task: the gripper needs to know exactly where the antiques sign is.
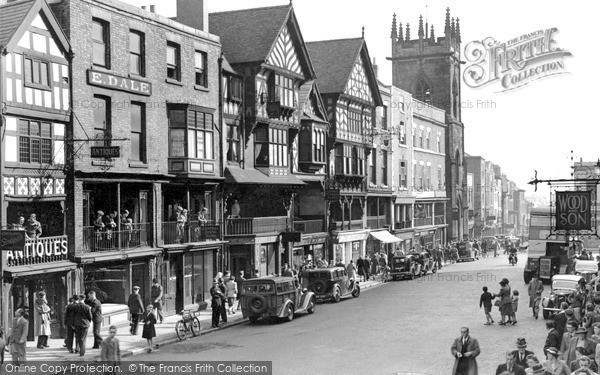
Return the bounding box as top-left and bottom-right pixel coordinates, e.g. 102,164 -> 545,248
87,70 -> 152,96
0,230 -> 26,251
91,146 -> 120,158
555,191 -> 592,231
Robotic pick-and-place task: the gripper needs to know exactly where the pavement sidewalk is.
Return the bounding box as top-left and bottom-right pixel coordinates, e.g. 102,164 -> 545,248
18,278 -> 384,362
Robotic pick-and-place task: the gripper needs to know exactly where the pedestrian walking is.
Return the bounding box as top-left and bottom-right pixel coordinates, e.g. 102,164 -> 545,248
73,294 -> 92,357
64,295 -> 79,353
218,277 -> 228,323
495,279 -> 514,325
100,326 -> 121,375
9,308 -> 28,365
142,305 -> 157,353
583,303 -> 597,337
525,357 -> 548,374
282,263 -> 294,278
528,276 -> 544,319
210,281 -> 224,328
512,338 -> 534,368
511,290 -> 519,325
225,276 -> 238,314
451,327 -> 480,375
363,257 -> 371,281
543,347 -> 569,374
87,290 -> 103,349
127,286 -> 145,335
357,256 -> 365,282
569,348 -> 598,373
564,327 -> 595,364
35,291 -> 51,349
544,322 -> 561,358
237,271 -> 246,311
559,321 -> 577,364
151,278 -> 164,324
347,260 -> 357,280
480,286 -> 495,325
554,303 -> 569,337
496,351 -> 526,375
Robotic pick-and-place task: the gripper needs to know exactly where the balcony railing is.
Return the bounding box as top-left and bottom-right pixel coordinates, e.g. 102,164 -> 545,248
162,221 -> 222,245
293,220 -> 324,234
6,235 -> 68,267
225,216 -> 288,236
413,217 -> 432,227
395,221 -> 412,230
83,223 -> 151,252
434,215 -> 445,225
367,216 -> 389,229
332,219 -> 364,231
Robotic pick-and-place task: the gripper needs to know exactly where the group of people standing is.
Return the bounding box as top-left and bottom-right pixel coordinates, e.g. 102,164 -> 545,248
210,271 -> 241,328
479,277 -> 521,326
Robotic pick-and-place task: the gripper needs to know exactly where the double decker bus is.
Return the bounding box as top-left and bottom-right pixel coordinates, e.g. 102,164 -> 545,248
524,207 -> 568,284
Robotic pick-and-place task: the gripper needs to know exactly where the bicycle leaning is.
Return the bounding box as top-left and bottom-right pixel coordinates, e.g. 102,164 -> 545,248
175,309 -> 201,340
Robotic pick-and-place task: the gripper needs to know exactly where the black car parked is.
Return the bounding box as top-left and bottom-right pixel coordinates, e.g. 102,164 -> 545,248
303,267 -> 360,303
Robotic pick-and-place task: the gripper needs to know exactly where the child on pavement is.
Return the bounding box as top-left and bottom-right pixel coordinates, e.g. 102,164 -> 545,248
510,290 -> 519,325
480,286 -> 495,325
142,304 -> 157,353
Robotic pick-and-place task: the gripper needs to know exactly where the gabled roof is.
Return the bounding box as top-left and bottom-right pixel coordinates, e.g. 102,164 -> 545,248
0,0 -> 70,54
209,5 -> 315,78
306,38 -> 382,105
298,80 -> 329,125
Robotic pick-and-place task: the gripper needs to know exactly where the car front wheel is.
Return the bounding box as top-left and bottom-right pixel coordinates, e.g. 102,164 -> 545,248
352,286 -> 360,298
332,286 -> 341,303
307,297 -> 316,314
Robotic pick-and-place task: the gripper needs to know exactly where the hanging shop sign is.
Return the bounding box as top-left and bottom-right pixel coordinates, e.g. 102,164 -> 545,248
91,146 -> 120,158
87,70 -> 152,96
555,191 -> 592,231
0,230 -> 26,251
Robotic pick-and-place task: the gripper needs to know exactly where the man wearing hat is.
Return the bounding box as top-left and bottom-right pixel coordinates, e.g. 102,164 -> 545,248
554,302 -> 569,337
559,321 -> 577,364
127,287 -> 145,335
528,363 -> 548,375
511,338 -> 534,368
73,294 -> 92,357
495,351 -> 525,375
210,281 -> 225,328
563,327 -> 596,366
64,295 -> 79,353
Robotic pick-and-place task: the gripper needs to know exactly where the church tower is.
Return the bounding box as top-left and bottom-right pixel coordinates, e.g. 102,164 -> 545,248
388,8 -> 468,241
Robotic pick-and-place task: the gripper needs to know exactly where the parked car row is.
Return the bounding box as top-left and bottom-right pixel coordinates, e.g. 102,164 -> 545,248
390,251 -> 437,281
238,266 -> 363,324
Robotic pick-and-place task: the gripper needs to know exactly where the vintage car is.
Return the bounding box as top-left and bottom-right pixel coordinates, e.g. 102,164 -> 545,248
456,242 -> 476,262
482,236 -> 499,252
574,260 -> 599,283
390,255 -> 421,280
303,267 -> 360,302
541,274 -> 583,319
240,276 -> 316,323
409,251 -> 437,275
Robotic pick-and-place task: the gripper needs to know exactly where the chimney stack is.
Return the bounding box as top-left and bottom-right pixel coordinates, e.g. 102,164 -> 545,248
372,58 -> 378,79
149,5 -> 155,13
174,0 -> 208,32
141,5 -> 147,10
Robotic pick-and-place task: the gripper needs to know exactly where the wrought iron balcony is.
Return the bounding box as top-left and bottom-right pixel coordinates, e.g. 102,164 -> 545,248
293,219 -> 325,234
395,221 -> 412,230
83,223 -> 152,252
162,221 -> 221,245
367,216 -> 389,229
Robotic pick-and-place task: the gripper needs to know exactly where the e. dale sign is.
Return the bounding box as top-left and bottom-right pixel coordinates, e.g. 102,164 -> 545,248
555,191 -> 592,231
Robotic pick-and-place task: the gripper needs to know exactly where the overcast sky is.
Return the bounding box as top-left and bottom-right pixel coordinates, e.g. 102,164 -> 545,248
123,0 -> 598,200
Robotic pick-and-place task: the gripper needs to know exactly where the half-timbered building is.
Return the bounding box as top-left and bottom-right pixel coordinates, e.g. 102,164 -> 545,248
306,37 -> 383,263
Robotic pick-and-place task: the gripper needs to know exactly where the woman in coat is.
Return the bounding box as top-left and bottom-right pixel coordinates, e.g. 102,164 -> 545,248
142,305 -> 157,353
494,280 -> 513,325
543,347 -> 570,375
35,291 -> 51,349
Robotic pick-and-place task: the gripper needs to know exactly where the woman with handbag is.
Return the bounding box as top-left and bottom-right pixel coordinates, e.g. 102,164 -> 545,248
494,279 -> 514,325
35,291 -> 51,349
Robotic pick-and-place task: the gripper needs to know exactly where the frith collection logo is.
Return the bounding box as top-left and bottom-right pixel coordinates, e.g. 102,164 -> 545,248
463,28 -> 572,92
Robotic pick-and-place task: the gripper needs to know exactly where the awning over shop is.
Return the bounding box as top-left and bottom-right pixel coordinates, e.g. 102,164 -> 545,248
370,230 -> 403,243
225,166 -> 305,186
4,261 -> 77,277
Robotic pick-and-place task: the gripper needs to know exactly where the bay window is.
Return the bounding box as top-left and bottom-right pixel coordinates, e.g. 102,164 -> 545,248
187,112 -> 214,160
167,105 -> 215,160
254,125 -> 288,167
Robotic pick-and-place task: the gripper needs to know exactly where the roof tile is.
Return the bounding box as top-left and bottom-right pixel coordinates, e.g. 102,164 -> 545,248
0,0 -> 36,49
306,38 -> 364,95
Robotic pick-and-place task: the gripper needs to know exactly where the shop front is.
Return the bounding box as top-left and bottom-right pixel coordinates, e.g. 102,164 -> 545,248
2,234 -> 78,341
287,233 -> 327,269
162,242 -> 225,313
330,230 -> 370,264
368,230 -> 403,259
414,228 -> 438,250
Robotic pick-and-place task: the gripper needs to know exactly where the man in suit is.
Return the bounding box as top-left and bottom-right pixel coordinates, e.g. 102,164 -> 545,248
451,327 -> 480,375
544,321 -> 561,357
100,326 -> 121,367
9,308 -> 28,365
559,321 -> 577,364
554,302 -> 569,338
127,286 -> 145,335
74,294 -> 93,357
86,291 -> 103,349
564,327 -> 596,364
64,295 -> 79,353
151,279 -> 164,324
528,275 -> 544,319
210,281 -> 224,328
496,351 -> 526,375
570,348 -> 598,373
511,337 -> 534,368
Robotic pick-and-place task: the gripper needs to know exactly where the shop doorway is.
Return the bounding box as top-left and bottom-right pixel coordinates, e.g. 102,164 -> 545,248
230,245 -> 253,279
132,262 -> 148,305
160,261 -> 176,314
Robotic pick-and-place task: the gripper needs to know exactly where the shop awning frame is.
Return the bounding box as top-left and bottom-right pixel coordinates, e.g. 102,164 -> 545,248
370,230 -> 403,243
